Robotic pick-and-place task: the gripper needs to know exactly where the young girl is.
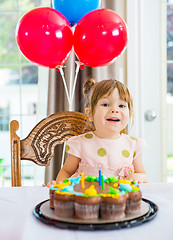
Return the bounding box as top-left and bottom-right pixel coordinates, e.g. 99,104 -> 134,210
49,78 -> 147,186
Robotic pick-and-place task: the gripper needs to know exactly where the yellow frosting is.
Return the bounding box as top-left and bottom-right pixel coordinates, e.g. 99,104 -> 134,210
55,190 -> 73,195
132,186 -> 140,191
101,193 -> 120,199
119,179 -> 131,185
55,181 -> 71,190
84,185 -> 97,196
113,183 -> 118,188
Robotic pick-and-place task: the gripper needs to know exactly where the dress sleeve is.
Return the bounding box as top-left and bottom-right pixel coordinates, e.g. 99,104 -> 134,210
65,135 -> 81,159
133,138 -> 147,160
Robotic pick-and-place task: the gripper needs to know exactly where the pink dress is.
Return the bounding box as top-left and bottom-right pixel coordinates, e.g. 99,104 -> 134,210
65,132 -> 146,178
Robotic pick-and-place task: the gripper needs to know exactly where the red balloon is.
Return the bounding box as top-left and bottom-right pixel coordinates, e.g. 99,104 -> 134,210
74,9 -> 128,67
16,7 -> 73,68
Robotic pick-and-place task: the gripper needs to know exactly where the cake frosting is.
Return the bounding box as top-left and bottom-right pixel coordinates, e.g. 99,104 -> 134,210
49,175 -> 142,220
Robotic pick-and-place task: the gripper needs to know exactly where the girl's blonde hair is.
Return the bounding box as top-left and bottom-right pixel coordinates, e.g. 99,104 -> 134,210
83,78 -> 133,118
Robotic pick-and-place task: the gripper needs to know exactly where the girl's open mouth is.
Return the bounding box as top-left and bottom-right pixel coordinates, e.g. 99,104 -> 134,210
107,118 -> 120,122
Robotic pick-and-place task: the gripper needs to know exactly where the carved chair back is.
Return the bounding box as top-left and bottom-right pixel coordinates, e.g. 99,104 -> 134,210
10,111 -> 95,187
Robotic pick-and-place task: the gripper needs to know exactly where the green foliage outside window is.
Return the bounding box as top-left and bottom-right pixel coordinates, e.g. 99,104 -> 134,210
0,0 -> 42,65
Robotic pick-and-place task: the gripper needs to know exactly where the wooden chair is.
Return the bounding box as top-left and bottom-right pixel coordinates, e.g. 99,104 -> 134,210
10,111 -> 95,187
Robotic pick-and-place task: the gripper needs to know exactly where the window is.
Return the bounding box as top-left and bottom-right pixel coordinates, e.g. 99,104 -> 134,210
0,102 -> 10,131
167,0 -> 173,181
0,0 -> 50,187
167,1 -> 173,95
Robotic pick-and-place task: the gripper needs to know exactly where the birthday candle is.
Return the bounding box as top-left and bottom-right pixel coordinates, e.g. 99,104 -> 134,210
101,175 -> 104,190
81,173 -> 85,189
99,169 -> 101,186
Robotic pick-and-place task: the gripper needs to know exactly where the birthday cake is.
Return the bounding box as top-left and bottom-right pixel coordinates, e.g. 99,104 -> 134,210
49,175 -> 142,220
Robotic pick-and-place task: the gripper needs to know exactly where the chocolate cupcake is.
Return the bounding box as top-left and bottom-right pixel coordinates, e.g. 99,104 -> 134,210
49,185 -> 60,209
74,196 -> 101,220
125,188 -> 142,214
54,191 -> 75,218
119,182 -> 142,215
100,187 -> 127,219
74,185 -> 101,220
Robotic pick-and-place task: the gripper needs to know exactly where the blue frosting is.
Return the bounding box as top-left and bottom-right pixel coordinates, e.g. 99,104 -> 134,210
120,190 -> 126,195
69,176 -> 81,185
50,184 -> 60,191
96,175 -> 107,182
73,191 -> 84,196
62,185 -> 74,192
119,183 -> 132,192
133,182 -> 138,187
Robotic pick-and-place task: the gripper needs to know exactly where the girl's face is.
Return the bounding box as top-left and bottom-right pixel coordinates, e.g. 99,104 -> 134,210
89,88 -> 130,139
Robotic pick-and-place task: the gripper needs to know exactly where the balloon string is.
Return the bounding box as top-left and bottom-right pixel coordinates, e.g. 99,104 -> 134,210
69,27 -> 75,101
69,49 -> 75,111
70,62 -> 80,106
59,67 -> 70,104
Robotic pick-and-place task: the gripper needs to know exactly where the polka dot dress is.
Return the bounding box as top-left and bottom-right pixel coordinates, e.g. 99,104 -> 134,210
65,132 -> 146,178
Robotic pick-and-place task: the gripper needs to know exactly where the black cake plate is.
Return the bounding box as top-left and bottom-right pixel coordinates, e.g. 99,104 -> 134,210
33,198 -> 158,230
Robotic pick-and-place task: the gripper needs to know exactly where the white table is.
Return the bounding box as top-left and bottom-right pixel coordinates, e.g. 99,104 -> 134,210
0,183 -> 173,240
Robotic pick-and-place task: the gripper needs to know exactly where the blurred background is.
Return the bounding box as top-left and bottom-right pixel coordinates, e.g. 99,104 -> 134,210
0,0 -> 172,186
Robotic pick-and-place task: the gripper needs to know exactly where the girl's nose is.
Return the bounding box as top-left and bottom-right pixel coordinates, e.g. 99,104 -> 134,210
110,109 -> 119,113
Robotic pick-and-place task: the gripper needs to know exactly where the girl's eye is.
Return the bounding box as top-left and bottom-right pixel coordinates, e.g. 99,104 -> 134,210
119,104 -> 126,108
102,103 -> 109,107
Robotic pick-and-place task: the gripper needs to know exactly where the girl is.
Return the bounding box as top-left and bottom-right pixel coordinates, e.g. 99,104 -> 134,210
50,78 -> 147,186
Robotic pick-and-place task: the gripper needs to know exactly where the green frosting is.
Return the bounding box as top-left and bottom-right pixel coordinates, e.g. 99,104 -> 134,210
106,176 -> 118,183
131,188 -> 140,192
108,187 -> 120,195
64,178 -> 69,183
85,175 -> 97,182
83,194 -> 100,197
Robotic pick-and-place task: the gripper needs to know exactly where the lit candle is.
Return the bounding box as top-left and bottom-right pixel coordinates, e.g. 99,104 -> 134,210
99,169 -> 101,186
101,175 -> 104,190
81,173 -> 85,189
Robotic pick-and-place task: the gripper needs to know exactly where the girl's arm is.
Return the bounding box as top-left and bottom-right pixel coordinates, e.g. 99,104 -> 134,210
55,153 -> 81,183
43,153 -> 80,187
125,154 -> 147,183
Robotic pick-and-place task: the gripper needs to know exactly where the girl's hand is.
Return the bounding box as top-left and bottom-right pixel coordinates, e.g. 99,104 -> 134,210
42,180 -> 57,188
125,173 -> 148,183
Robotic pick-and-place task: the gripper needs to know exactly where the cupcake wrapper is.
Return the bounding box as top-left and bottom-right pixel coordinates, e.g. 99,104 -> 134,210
125,200 -> 141,214
100,202 -> 125,219
49,193 -> 54,209
54,200 -> 74,218
75,202 -> 100,220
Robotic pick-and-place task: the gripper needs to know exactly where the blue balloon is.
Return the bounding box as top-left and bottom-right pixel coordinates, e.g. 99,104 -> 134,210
52,0 -> 101,26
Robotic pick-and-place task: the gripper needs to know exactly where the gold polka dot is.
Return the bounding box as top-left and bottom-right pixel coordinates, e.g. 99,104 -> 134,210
133,151 -> 136,158
65,145 -> 70,152
97,148 -> 106,157
130,136 -> 136,141
122,150 -> 130,158
85,133 -> 93,139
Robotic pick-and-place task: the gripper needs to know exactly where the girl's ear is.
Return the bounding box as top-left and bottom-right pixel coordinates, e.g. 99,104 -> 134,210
85,108 -> 93,122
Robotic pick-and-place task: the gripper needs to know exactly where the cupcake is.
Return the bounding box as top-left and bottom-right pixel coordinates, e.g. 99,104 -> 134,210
100,187 -> 127,219
49,184 -> 60,209
119,182 -> 142,214
125,186 -> 142,214
53,180 -> 75,218
54,191 -> 75,218
74,185 -> 101,220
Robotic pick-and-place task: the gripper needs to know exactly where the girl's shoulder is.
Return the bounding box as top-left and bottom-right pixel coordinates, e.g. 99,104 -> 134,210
67,131 -> 94,142
121,134 -> 147,145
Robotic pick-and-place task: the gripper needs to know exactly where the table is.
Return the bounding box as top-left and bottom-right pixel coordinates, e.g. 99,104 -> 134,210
0,182 -> 173,240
